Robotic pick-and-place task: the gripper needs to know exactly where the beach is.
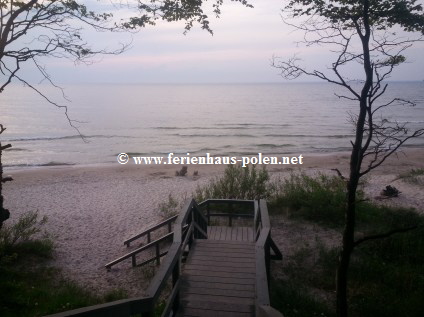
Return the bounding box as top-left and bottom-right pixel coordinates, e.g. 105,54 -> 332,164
3,148 -> 424,296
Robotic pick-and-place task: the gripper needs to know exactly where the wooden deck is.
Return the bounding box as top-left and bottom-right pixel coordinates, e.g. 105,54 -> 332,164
45,199 -> 282,317
207,226 -> 254,242
178,239 -> 256,316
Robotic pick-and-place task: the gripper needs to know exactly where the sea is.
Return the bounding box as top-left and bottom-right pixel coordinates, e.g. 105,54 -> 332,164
1,82 -> 423,168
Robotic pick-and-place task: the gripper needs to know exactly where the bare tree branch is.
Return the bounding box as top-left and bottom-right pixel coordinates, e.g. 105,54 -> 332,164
354,225 -> 420,247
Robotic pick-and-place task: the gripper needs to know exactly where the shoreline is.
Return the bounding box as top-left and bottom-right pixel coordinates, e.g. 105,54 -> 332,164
3,148 -> 424,296
5,147 -> 424,177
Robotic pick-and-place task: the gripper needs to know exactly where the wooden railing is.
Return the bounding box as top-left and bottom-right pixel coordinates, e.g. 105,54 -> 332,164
105,215 -> 179,270
199,198 -> 255,226
45,198 -> 282,317
151,198 -> 207,316
44,199 -> 207,317
124,215 -> 178,247
254,199 -> 283,316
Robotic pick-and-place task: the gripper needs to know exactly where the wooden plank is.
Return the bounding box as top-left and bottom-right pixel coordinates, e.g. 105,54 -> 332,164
192,246 -> 254,254
192,250 -> 254,259
181,293 -> 254,306
243,227 -> 249,241
188,255 -> 254,264
195,239 -> 254,248
184,274 -> 255,285
237,227 -> 243,241
215,226 -> 222,240
223,227 -> 230,240
190,242 -> 254,251
248,227 -> 254,242
220,226 -> 227,240
180,307 -> 251,317
180,285 -> 255,298
188,259 -> 255,269
191,246 -> 255,255
196,238 -> 253,245
183,269 -> 255,279
181,280 -> 255,292
181,300 -> 254,314
207,226 -> 215,239
231,226 -> 238,240
184,264 -> 255,274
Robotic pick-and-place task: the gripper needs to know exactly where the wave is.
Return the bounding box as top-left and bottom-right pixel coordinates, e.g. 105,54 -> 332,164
4,147 -> 30,152
154,124 -> 291,130
216,123 -> 291,127
169,133 -> 257,138
5,134 -> 135,142
5,161 -> 75,168
255,143 -> 294,148
155,126 -> 249,130
265,134 -> 353,138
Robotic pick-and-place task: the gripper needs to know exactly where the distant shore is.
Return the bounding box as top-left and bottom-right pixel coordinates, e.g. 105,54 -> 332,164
3,148 -> 424,295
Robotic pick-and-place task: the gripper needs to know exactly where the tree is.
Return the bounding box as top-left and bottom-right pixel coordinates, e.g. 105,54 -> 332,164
0,0 -> 252,94
0,125 -> 12,229
272,0 -> 424,316
0,0 -> 252,228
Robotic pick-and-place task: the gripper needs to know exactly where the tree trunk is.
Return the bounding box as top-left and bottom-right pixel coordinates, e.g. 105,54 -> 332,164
336,2 -> 373,315
0,126 -> 12,229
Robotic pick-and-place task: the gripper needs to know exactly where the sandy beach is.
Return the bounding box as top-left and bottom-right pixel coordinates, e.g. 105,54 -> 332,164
3,148 -> 424,296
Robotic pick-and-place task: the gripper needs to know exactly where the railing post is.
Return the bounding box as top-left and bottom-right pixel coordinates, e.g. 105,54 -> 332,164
265,236 -> 271,289
229,202 -> 233,227
168,222 -> 172,233
147,231 -> 151,243
206,202 -> 210,224
155,243 -> 160,265
172,258 -> 180,314
132,254 -> 136,267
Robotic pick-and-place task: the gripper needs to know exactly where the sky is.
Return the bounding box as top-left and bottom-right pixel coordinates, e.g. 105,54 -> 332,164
18,0 -> 424,84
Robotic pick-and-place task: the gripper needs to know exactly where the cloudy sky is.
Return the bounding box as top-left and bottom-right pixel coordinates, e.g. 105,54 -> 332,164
24,0 -> 424,84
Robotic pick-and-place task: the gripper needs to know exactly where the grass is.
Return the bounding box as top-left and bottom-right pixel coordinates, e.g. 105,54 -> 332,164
153,166 -> 424,316
394,168 -> 424,186
348,225 -> 424,317
268,172 -> 347,227
271,222 -> 424,317
195,164 -> 271,201
270,280 -> 336,317
269,171 -> 424,317
0,211 -> 127,317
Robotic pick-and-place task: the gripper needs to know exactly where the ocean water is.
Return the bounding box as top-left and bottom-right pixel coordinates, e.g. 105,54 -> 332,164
1,82 -> 423,167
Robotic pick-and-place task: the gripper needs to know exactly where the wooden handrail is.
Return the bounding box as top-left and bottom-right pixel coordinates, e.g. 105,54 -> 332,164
124,214 -> 178,247
105,232 -> 174,270
255,199 -> 283,316
43,296 -> 153,317
46,199 -> 206,317
199,199 -> 255,226
44,198 -> 283,317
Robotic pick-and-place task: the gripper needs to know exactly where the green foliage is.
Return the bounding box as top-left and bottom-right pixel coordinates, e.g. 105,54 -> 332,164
271,280 -> 335,317
0,211 -> 50,258
272,207 -> 424,317
394,168 -> 424,186
286,0 -> 424,34
122,0 -> 253,34
0,211 -> 127,317
158,193 -> 181,218
195,164 -> 271,202
348,224 -> 424,317
269,172 -> 347,227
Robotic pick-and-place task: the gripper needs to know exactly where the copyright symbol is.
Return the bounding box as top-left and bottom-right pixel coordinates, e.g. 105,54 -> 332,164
117,153 -> 129,164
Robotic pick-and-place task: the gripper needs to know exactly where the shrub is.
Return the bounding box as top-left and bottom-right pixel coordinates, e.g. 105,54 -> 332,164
195,164 -> 271,201
394,168 -> 424,186
0,211 -> 51,259
269,172 -> 347,226
158,194 -> 181,218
